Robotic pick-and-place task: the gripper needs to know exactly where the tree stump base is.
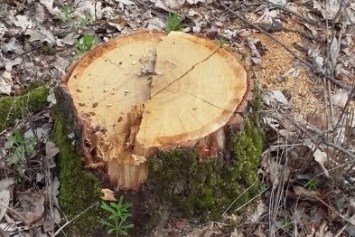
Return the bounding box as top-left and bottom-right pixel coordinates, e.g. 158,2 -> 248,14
54,30 -> 263,235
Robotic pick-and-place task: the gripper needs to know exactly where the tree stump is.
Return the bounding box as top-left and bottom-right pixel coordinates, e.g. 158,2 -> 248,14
55,31 -> 253,191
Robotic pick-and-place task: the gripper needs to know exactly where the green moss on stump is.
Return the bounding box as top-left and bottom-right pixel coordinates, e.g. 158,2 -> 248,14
51,107 -> 103,236
0,86 -> 49,129
146,81 -> 264,221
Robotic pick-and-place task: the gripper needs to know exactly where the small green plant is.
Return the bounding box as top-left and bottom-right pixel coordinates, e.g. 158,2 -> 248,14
258,183 -> 267,193
5,129 -> 36,178
61,4 -> 74,22
61,4 -> 93,26
305,178 -> 318,190
79,16 -> 94,26
100,196 -> 134,236
281,217 -> 293,230
217,37 -> 226,48
165,13 -> 183,33
74,34 -> 96,57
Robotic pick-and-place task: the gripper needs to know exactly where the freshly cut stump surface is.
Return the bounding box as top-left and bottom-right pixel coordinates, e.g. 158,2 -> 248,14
57,31 -> 251,189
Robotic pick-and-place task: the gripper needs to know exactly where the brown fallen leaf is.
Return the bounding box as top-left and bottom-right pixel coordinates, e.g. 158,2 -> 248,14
173,218 -> 187,229
14,192 -> 45,224
293,185 -> 321,199
307,113 -> 326,129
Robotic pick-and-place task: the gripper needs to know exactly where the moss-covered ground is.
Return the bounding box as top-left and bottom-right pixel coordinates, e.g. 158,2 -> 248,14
0,84 -> 49,129
51,107 -> 104,236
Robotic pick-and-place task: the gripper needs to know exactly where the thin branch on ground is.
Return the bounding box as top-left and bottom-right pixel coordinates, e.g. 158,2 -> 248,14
222,182 -> 259,216
53,202 -> 98,237
0,202 -> 33,237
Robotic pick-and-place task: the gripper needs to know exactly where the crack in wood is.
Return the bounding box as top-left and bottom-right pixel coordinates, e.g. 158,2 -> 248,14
151,49 -> 219,97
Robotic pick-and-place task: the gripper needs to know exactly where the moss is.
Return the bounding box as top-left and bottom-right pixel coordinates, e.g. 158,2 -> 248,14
146,79 -> 264,221
0,85 -> 49,129
51,107 -> 103,236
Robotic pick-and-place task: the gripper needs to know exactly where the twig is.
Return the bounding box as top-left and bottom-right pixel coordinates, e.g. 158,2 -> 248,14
323,0 -> 345,131
53,202 -> 98,236
334,86 -> 355,130
222,182 -> 264,216
220,2 -> 353,91
315,196 -> 355,227
0,202 -> 33,237
334,224 -> 348,237
283,112 -> 355,161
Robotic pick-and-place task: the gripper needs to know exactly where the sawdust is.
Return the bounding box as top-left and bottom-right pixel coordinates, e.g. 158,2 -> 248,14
251,19 -> 327,116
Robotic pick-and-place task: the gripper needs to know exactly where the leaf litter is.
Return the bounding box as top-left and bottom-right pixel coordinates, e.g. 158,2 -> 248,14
0,0 -> 355,236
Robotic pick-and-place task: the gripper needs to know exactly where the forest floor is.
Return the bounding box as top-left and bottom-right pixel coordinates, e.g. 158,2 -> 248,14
0,0 -> 355,236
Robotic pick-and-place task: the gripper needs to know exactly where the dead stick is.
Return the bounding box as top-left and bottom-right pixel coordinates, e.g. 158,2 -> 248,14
283,113 -> 355,161
0,203 -> 33,237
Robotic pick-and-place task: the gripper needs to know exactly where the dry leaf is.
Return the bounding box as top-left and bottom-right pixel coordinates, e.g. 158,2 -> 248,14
10,15 -> 33,31
116,0 -> 135,5
26,27 -> 55,45
51,176 -> 60,205
1,38 -> 23,54
0,189 -> 10,222
307,113 -> 326,129
253,224 -> 267,237
40,0 -> 62,17
187,0 -> 205,4
293,185 -> 321,198
174,218 -> 187,229
0,22 -> 7,40
248,200 -> 265,222
15,192 -> 45,224
329,36 -> 340,68
154,0 -> 186,10
108,17 -> 129,31
146,18 -> 165,31
45,141 -> 59,158
0,56 -> 23,72
331,89 -> 349,107
231,228 -> 243,237
262,90 -> 288,107
0,178 -> 15,191
0,71 -> 12,95
313,0 -> 340,20
256,8 -> 279,24
303,140 -> 329,177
